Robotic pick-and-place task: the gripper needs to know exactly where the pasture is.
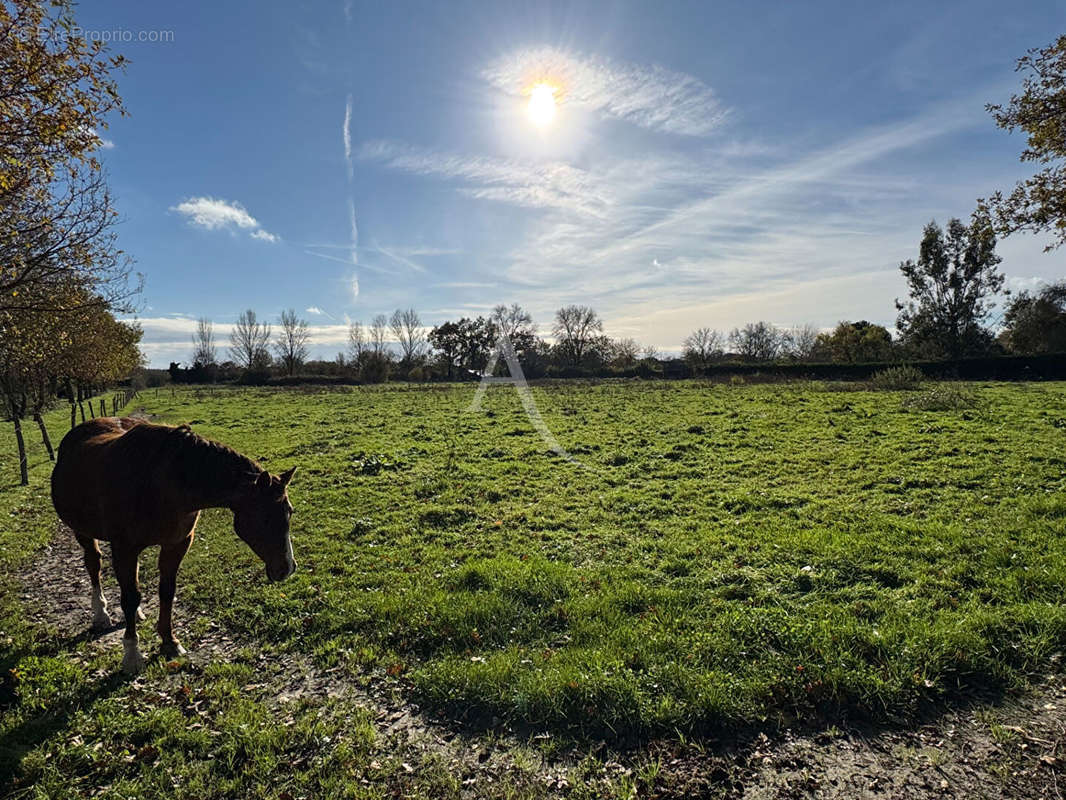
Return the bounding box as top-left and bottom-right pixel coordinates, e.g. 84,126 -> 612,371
2,380 -> 1066,797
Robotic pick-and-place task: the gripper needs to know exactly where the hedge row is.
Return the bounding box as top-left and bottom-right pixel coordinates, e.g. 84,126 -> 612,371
222,353 -> 1066,386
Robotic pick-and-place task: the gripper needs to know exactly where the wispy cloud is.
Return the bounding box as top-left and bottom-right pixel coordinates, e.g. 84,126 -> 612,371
362,84 -> 1005,354
171,196 -> 279,243
360,140 -> 613,216
306,306 -> 335,319
482,47 -> 728,136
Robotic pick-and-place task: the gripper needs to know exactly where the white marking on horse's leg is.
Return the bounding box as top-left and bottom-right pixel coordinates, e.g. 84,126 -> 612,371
121,636 -> 146,674
90,586 -> 112,629
160,640 -> 187,658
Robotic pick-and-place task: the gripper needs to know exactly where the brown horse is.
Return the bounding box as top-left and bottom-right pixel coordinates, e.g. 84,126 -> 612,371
51,417 -> 297,673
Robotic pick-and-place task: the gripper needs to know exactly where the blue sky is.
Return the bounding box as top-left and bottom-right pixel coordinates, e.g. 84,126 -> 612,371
81,0 -> 1066,366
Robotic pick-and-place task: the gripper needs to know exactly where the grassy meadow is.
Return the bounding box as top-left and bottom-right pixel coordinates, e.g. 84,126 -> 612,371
2,379 -> 1066,795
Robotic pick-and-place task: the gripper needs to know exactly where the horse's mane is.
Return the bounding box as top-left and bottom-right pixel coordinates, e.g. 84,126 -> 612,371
132,422 -> 262,500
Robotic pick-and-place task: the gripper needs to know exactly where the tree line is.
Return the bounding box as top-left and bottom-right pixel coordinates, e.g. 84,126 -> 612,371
0,1 -> 143,484
172,249 -> 1066,389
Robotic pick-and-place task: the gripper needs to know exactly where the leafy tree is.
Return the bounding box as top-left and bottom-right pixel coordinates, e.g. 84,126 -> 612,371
229,309 -> 271,371
458,317 -> 498,373
1000,281 -> 1066,354
552,305 -> 602,366
0,1 -> 137,312
429,316 -> 498,377
728,322 -> 785,361
984,36 -> 1066,250
814,321 -> 894,363
895,212 -> 1004,359
274,309 -> 310,376
0,281 -> 71,480
0,281 -> 140,483
682,327 -> 724,373
428,320 -> 463,379
57,297 -> 142,415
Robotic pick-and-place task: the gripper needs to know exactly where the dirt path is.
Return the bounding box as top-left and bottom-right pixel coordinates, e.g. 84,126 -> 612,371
16,526 -> 1066,799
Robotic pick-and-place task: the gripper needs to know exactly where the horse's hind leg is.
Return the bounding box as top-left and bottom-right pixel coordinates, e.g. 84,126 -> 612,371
74,533 -> 111,630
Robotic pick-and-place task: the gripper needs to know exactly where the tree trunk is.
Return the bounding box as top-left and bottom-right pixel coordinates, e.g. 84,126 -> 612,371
70,402 -> 76,429
99,398 -> 105,417
34,413 -> 54,461
78,401 -> 86,423
13,417 -> 28,486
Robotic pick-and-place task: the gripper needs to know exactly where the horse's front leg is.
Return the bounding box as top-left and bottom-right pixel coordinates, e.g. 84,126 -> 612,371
157,535 -> 193,658
112,545 -> 146,674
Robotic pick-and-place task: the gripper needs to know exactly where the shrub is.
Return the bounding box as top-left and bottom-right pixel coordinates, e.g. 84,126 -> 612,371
903,384 -> 978,411
870,365 -> 924,390
359,354 -> 392,384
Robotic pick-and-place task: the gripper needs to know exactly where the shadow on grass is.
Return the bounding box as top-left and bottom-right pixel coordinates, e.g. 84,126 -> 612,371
0,625 -> 129,793
413,670 -> 1025,758
0,670 -> 126,793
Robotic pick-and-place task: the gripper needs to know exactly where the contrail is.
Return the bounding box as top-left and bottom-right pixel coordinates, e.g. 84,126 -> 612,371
344,94 -> 359,294
348,198 -> 359,265
343,94 -> 353,181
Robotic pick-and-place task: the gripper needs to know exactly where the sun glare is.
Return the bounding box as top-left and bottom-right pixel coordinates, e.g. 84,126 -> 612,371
526,83 -> 557,127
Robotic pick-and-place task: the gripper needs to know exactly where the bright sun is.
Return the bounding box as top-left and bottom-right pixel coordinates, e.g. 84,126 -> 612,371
526,83 -> 557,127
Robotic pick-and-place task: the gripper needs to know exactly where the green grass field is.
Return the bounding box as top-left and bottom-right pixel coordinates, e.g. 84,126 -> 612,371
2,380 -> 1066,796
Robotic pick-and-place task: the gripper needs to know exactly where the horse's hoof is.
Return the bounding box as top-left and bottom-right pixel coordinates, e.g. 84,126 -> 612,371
121,640 -> 146,674
160,641 -> 187,658
91,611 -> 113,630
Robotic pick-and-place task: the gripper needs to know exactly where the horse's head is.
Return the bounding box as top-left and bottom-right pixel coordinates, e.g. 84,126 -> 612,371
232,466 -> 298,582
